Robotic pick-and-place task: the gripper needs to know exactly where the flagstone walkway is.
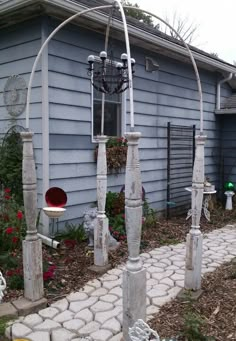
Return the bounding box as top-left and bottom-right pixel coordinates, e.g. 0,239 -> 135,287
6,224 -> 236,341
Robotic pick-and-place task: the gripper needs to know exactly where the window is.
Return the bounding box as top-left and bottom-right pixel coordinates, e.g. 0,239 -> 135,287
91,60 -> 125,140
93,89 -> 122,138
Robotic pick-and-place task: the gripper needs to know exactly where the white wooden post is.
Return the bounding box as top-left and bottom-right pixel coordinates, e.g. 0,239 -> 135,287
21,132 -> 44,301
184,135 -> 206,292
94,135 -> 109,268
123,132 -> 146,341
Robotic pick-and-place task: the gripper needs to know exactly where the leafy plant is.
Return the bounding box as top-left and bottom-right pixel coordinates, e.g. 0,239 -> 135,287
109,214 -> 126,241
95,137 -> 127,172
106,191 -> 125,218
142,199 -> 158,229
56,222 -> 87,243
0,187 -> 26,252
180,292 -> 215,341
0,128 -> 23,205
181,312 -> 214,340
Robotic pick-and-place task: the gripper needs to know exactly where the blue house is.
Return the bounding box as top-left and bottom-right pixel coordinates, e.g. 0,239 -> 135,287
0,0 -> 236,233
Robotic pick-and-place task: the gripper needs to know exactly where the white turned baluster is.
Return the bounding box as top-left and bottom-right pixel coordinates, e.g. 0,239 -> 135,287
21,132 -> 44,301
94,135 -> 109,267
0,272 -> 6,303
123,132 -> 146,341
184,135 -> 206,291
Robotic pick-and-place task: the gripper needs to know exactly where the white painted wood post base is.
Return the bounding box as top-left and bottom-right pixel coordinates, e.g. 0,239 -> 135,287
23,239 -> 44,301
21,132 -> 44,301
95,135 -> 109,268
123,132 -> 146,341
94,215 -> 109,267
123,268 -> 146,341
184,233 -> 203,291
183,135 -> 206,293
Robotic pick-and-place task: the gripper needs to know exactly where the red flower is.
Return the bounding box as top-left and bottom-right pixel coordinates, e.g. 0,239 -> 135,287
17,210 -> 23,220
4,195 -> 11,200
12,236 -> 19,244
43,271 -> 54,281
5,227 -> 14,234
4,188 -> 11,193
121,214 -> 125,219
64,239 -> 77,248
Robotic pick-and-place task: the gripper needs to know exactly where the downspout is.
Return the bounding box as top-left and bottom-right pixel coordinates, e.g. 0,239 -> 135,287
216,73 -> 233,110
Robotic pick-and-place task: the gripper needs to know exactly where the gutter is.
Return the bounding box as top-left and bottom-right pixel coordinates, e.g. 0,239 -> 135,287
216,73 -> 233,110
1,0 -> 236,75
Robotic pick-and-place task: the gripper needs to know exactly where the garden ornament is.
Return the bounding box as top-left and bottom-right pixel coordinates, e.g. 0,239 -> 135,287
0,271 -> 6,303
83,207 -> 119,248
129,319 -> 160,341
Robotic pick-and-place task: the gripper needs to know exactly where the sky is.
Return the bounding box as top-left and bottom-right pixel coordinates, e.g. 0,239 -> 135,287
135,0 -> 235,64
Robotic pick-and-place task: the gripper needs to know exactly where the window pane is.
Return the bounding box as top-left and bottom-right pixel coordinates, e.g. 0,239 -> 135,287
94,101 -> 121,137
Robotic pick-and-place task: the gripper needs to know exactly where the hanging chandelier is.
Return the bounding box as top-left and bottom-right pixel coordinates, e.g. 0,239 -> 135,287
87,51 -> 135,95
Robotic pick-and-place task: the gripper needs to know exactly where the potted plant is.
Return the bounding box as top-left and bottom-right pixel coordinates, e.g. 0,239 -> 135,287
95,137 -> 128,173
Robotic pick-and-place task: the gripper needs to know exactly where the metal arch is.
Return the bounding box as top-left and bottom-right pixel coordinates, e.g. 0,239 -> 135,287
123,5 -> 204,134
25,1 -> 204,134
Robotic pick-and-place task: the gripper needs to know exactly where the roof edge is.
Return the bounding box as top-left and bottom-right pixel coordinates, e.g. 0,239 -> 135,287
1,0 -> 236,77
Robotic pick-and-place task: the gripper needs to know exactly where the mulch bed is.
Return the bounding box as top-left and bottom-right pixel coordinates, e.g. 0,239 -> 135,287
3,204 -> 236,305
149,260 -> 236,340
1,205 -> 236,340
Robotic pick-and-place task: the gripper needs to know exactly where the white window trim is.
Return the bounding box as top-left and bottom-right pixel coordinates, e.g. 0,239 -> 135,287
90,79 -> 126,143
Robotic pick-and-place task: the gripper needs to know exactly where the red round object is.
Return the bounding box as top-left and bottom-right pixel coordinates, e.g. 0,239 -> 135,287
45,187 -> 67,207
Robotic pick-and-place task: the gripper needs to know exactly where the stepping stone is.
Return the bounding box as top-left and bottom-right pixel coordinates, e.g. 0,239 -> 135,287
152,295 -> 172,307
147,289 -> 167,298
152,284 -> 169,291
109,286 -> 122,297
147,278 -> 159,287
90,288 -> 108,296
34,319 -> 61,332
100,294 -> 118,303
95,306 -> 122,324
140,252 -> 151,258
108,268 -> 123,276
38,307 -> 59,319
100,274 -> 118,282
23,314 -> 43,328
102,317 -> 121,333
86,279 -> 102,289
109,332 -> 123,341
75,308 -> 93,323
63,319 -> 85,332
51,327 -> 76,341
53,310 -> 75,323
171,273 -> 184,281
79,285 -> 95,294
102,279 -> 122,290
79,321 -> 101,336
159,277 -> 174,287
90,329 -> 113,341
146,305 -> 160,315
90,301 -> 114,313
114,298 -> 122,306
12,323 -> 32,339
147,266 -> 164,274
27,331 -> 50,341
67,292 -> 88,302
69,297 -> 98,313
51,298 -> 69,312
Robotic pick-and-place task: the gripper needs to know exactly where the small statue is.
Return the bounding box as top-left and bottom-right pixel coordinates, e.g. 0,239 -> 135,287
129,319 -> 160,341
0,271 -> 6,303
83,208 -> 119,249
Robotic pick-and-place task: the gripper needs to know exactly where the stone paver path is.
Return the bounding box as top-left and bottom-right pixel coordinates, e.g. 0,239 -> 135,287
6,225 -> 236,341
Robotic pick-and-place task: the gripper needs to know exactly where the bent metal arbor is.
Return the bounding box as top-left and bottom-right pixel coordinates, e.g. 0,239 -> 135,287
21,1 -> 205,339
